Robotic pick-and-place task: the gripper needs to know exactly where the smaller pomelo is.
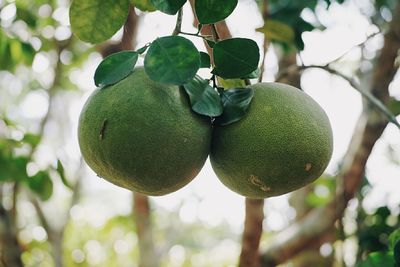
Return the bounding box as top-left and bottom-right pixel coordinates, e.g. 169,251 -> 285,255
78,68 -> 212,196
210,82 -> 333,199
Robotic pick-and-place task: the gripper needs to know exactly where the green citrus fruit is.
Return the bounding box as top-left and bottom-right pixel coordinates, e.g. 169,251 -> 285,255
78,68 -> 212,196
210,82 -> 333,198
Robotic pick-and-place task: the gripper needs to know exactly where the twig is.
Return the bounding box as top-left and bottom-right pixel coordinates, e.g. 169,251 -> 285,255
300,64 -> 399,128
172,8 -> 183,36
258,0 -> 269,83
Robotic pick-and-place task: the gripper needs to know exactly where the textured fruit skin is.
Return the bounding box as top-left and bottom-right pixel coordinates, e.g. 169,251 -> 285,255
78,68 -> 212,196
210,83 -> 333,199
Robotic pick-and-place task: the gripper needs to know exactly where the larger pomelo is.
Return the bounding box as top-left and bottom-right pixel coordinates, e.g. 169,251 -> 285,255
211,82 -> 333,198
78,68 -> 212,196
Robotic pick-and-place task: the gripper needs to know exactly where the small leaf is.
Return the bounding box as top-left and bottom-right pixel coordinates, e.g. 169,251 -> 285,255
27,171 -> 53,201
200,52 -> 210,68
216,88 -> 254,126
150,0 -> 186,15
57,160 -> 73,189
213,38 -> 260,79
356,252 -> 395,267
183,76 -> 223,117
69,0 -> 130,44
206,39 -> 216,48
94,51 -> 138,87
144,36 -> 200,85
131,0 -> 156,12
216,77 -> 246,89
256,20 -> 295,44
22,133 -> 41,147
137,43 -> 151,54
242,68 -> 261,79
195,0 -> 238,24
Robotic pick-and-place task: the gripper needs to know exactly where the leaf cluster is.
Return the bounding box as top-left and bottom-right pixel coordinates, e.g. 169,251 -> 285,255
71,0 -> 260,126
0,118 -> 71,201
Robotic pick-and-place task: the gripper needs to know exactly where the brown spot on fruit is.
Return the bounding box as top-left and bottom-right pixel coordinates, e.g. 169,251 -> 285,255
305,163 -> 312,171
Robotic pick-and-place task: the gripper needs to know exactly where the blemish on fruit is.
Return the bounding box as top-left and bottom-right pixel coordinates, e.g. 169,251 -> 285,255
305,163 -> 312,171
99,119 -> 108,141
250,175 -> 270,192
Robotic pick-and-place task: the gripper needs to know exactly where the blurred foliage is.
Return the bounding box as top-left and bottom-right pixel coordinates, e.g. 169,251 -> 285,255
0,0 -> 399,267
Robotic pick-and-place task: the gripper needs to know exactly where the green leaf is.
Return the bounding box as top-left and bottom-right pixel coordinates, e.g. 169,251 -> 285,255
242,68 -> 261,79
150,0 -> 186,15
183,76 -> 223,117
57,160 -> 73,190
213,38 -> 260,79
200,52 -> 211,68
389,229 -> 400,251
256,20 -> 295,44
356,252 -> 395,267
216,77 -> 246,89
94,51 -> 138,87
137,43 -> 151,54
144,36 -> 200,85
195,0 -> 238,24
206,39 -> 216,48
395,240 -> 400,266
131,0 -> 156,11
216,88 -> 254,126
69,0 -> 130,43
22,133 -> 41,147
27,171 -> 53,201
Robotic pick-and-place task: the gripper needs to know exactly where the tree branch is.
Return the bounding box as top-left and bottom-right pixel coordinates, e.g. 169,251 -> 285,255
260,2 -> 400,265
239,199 -> 264,267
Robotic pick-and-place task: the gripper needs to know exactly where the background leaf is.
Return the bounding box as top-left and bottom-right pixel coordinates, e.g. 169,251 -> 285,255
195,0 -> 238,24
216,88 -> 254,126
183,76 -> 223,117
94,51 -> 138,87
69,0 -> 130,43
27,171 -> 53,201
256,20 -> 295,44
57,160 -> 73,190
395,240 -> 400,266
150,0 -> 186,15
356,252 -> 395,267
131,0 -> 156,12
213,38 -> 259,79
390,229 -> 400,251
144,36 -> 200,85
199,52 -> 211,68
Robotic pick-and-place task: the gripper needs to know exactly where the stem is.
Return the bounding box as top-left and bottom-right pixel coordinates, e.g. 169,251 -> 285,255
258,0 -> 269,83
211,24 -> 220,42
172,8 -> 183,36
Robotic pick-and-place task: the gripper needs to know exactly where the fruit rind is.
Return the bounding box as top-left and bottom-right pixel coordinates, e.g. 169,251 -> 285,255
210,82 -> 333,198
78,68 -> 212,196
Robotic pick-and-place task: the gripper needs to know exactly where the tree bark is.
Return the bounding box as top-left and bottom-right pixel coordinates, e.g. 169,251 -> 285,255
133,194 -> 159,267
260,3 -> 400,266
239,199 -> 264,267
0,187 -> 23,267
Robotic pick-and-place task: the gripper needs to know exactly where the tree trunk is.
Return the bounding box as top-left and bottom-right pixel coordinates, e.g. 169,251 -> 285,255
0,187 -> 23,267
133,194 -> 159,267
239,199 -> 264,267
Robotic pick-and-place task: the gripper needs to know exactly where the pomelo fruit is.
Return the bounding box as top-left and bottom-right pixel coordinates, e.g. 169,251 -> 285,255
210,82 -> 333,198
78,68 -> 212,196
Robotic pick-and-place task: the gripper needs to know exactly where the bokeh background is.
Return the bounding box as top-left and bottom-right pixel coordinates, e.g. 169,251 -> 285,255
0,0 -> 400,266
